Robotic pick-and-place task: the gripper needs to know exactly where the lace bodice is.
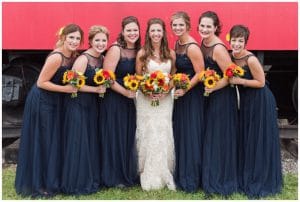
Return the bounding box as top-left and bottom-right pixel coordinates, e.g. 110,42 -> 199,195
135,58 -> 175,191
146,59 -> 171,74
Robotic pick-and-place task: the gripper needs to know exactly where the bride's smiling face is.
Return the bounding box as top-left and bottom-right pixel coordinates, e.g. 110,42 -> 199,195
149,23 -> 163,44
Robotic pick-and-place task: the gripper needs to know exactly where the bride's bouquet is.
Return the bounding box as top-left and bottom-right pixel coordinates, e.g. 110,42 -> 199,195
139,70 -> 171,106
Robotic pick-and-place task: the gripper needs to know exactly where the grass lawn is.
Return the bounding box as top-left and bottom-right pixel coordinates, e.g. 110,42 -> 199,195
2,165 -> 298,200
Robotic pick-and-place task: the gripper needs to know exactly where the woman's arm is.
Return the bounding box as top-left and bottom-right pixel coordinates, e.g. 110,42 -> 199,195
37,53 -> 77,93
104,45 -> 136,98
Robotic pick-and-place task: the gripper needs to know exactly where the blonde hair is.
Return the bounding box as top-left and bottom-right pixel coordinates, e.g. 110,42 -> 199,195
88,25 -> 109,47
171,11 -> 191,31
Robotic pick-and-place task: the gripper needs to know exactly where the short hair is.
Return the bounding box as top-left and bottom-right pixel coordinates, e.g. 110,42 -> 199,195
229,25 -> 250,44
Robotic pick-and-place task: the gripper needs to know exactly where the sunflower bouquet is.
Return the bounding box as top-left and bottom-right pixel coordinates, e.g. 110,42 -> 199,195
172,73 -> 191,99
62,70 -> 86,98
223,63 -> 245,87
93,69 -> 116,97
198,68 -> 221,97
139,70 -> 171,106
123,74 -> 143,91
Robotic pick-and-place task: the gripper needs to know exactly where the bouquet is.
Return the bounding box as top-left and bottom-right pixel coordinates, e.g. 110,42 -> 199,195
93,68 -> 116,97
62,70 -> 86,98
223,63 -> 245,87
140,70 -> 171,106
198,68 -> 221,96
123,74 -> 143,91
172,73 -> 191,99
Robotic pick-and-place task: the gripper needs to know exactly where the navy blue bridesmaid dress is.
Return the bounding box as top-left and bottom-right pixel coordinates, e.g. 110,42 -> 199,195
15,52 -> 74,197
98,44 -> 138,187
172,42 -> 205,192
200,43 -> 238,195
61,53 -> 103,194
233,54 -> 282,198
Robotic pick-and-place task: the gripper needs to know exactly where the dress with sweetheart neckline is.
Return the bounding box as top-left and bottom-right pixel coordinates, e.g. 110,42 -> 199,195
135,59 -> 176,191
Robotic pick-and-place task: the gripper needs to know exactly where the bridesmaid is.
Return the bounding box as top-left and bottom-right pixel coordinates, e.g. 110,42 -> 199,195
61,25 -> 109,195
228,25 -> 282,198
171,11 -> 205,192
15,24 -> 83,197
99,16 -> 141,187
198,11 -> 238,196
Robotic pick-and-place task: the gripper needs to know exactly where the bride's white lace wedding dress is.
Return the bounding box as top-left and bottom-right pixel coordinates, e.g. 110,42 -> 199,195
136,59 -> 176,191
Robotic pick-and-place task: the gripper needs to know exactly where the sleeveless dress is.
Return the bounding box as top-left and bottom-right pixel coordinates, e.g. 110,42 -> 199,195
61,53 -> 103,194
15,52 -> 73,197
200,42 -> 238,195
136,59 -> 175,191
232,54 -> 283,198
172,42 -> 205,192
98,44 -> 138,187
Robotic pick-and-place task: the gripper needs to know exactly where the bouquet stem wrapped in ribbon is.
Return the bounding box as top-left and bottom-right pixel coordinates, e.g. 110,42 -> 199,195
139,70 -> 171,106
198,68 -> 221,96
172,73 -> 191,99
93,68 -> 116,97
62,70 -> 86,98
223,63 -> 245,87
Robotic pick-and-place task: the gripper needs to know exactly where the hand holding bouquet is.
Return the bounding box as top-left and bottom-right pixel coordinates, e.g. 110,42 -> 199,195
140,70 -> 171,106
223,63 -> 245,87
62,70 -> 86,98
93,69 -> 116,97
198,68 -> 221,96
172,73 -> 191,99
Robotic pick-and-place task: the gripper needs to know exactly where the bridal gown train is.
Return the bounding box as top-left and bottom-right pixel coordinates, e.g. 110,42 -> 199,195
136,59 -> 176,191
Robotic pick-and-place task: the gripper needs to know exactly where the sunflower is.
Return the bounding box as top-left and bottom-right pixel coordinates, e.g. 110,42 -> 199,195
76,77 -> 86,88
62,71 -> 68,84
129,80 -> 139,91
234,66 -> 245,77
204,76 -> 216,89
94,72 -> 105,85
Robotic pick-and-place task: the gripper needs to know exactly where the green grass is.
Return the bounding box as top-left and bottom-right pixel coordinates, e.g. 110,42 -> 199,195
2,165 -> 298,200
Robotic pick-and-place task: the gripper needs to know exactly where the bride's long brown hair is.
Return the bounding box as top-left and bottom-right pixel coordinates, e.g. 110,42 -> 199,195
140,18 -> 172,71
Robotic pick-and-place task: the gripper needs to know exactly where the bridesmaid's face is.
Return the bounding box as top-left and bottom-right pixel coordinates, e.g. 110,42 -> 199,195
198,17 -> 217,39
90,32 -> 108,53
63,31 -> 81,51
149,23 -> 163,44
230,36 -> 246,55
171,18 -> 187,37
122,22 -> 140,46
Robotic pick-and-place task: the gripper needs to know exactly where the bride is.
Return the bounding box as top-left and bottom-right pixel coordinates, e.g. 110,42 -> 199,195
135,18 -> 176,191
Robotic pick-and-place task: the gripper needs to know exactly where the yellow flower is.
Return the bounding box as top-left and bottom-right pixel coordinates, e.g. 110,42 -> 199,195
76,77 -> 85,88
226,33 -> 230,42
234,66 -> 245,77
198,71 -> 205,81
62,71 -> 68,84
204,76 -> 216,88
129,80 -> 139,91
94,72 -> 105,85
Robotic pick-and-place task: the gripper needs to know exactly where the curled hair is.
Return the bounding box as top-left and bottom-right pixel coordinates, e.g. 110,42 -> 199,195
117,16 -> 141,49
170,11 -> 191,31
229,25 -> 250,44
140,18 -> 172,71
56,24 -> 84,48
88,25 -> 109,47
198,11 -> 222,36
